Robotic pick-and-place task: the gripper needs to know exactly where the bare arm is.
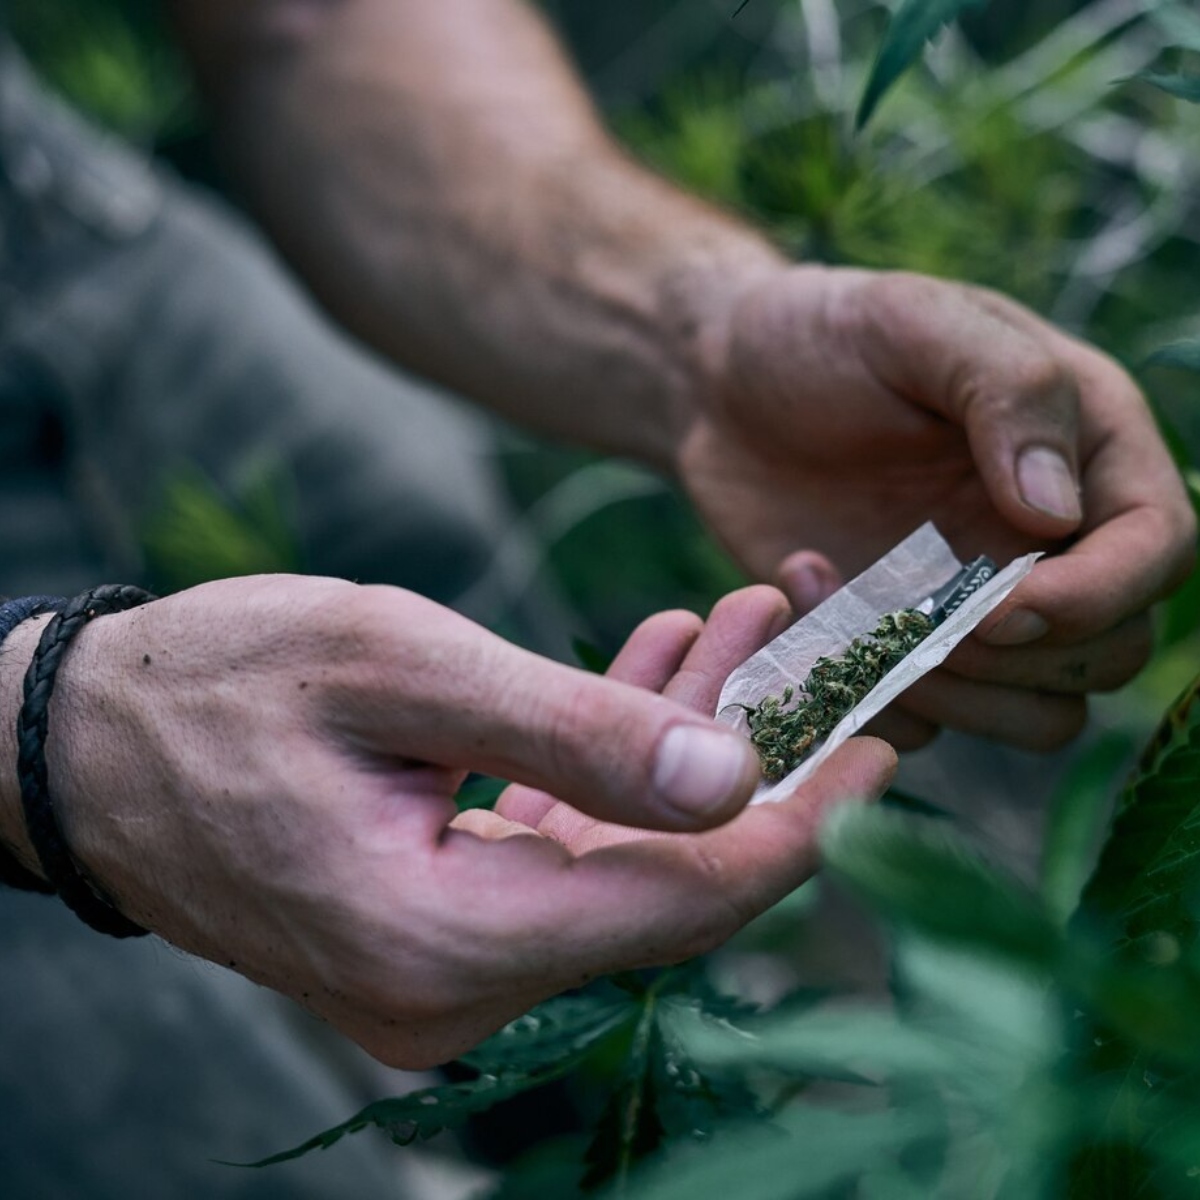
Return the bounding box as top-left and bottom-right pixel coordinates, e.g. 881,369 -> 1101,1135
169,0 -> 781,471
167,0 -> 1194,752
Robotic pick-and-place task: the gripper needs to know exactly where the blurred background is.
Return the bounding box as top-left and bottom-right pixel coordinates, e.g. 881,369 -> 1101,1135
6,1 -> 1200,1195
9,0 -> 1199,665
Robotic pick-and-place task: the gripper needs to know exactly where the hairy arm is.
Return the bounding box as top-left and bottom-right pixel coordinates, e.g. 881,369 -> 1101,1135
169,0 -> 780,471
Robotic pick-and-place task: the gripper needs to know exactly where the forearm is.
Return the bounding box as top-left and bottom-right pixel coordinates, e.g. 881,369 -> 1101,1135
169,0 -> 783,471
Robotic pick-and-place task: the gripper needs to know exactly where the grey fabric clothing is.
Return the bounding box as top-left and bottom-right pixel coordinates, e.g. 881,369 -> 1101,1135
0,44 -> 532,1199
0,891 -> 417,1199
0,46 -> 510,604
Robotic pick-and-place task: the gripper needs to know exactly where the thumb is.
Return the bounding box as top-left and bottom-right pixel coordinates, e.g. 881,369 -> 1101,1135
480,649 -> 762,830
863,275 -> 1085,538
467,653 -> 762,831
350,596 -> 762,831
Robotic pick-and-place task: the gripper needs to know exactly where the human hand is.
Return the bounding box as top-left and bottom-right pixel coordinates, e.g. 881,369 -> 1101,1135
678,266 -> 1196,751
0,576 -> 894,1067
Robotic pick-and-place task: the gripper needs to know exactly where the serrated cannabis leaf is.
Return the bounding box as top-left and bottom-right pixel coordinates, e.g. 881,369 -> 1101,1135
1080,673 -> 1200,948
1067,674 -> 1200,1196
244,989 -> 639,1169
581,971 -> 766,1190
1134,71 -> 1200,104
235,1075 -> 532,1167
821,805 -> 1061,968
659,964 -> 765,1025
582,1017 -> 666,1192
653,1021 -> 764,1139
463,989 -> 639,1076
856,0 -> 992,128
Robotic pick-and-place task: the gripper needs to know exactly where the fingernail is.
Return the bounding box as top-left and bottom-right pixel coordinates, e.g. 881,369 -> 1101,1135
790,563 -> 835,613
1017,446 -> 1082,523
981,608 -> 1050,646
653,725 -> 756,819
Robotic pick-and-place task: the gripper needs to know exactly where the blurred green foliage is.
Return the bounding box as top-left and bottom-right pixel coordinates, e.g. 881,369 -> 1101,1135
141,466 -> 303,593
6,0 -> 192,142
10,0 -> 1200,644
11,1 -> 1200,1196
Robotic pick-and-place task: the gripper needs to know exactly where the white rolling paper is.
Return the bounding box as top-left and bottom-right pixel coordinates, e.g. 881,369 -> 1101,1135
716,523 -> 1041,804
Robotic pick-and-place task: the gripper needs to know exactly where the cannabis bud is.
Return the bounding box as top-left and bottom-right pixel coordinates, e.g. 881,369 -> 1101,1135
737,609 -> 935,781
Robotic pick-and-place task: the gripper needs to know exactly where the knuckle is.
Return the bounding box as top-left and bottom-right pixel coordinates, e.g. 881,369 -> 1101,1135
856,271 -> 943,335
998,356 -> 1079,433
535,675 -> 601,780
1015,352 -> 1074,402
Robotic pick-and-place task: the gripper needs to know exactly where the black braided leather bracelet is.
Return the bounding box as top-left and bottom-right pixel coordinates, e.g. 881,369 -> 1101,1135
17,585 -> 157,938
0,595 -> 65,894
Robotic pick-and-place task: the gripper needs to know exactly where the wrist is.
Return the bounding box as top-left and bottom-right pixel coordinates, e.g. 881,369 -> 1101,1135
648,233 -> 785,476
650,235 -> 790,477
0,615 -> 52,878
0,600 -> 145,919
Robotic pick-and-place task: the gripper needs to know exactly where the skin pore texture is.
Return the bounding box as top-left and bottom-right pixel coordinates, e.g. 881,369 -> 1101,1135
0,0 -> 1190,1067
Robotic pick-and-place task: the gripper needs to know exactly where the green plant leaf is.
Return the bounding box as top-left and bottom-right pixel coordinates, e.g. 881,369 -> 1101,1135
1140,1078 -> 1200,1198
462,988 -> 640,1076
1083,960 -> 1200,1068
1042,732 -> 1136,927
658,965 -> 764,1027
142,464 -> 303,590
1079,673 -> 1200,948
1134,71 -> 1200,104
619,1107 -> 938,1200
581,1017 -> 666,1192
856,0 -> 993,128
674,1002 -> 959,1082
893,936 -> 1057,1075
1068,675 -> 1200,1194
246,988 -> 638,1169
235,1074 -> 536,1167
821,805 -> 1061,968
652,1020 -> 764,1138
454,775 -> 507,813
1145,339 -> 1200,374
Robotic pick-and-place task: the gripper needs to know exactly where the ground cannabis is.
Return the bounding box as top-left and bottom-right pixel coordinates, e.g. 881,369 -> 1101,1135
738,609 -> 935,780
